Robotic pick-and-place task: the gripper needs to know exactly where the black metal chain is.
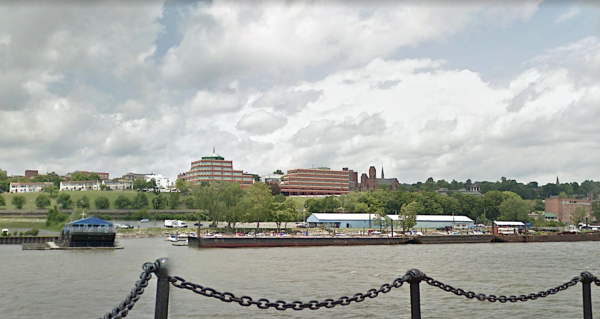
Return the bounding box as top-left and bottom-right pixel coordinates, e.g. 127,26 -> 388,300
423,275 -> 580,302
99,261 -> 159,319
168,275 -> 408,310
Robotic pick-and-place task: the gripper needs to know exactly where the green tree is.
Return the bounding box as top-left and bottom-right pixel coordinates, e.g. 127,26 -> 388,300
592,201 -> 600,223
77,196 -> 90,209
56,193 -> 73,209
69,171 -> 92,181
272,198 -> 297,232
221,183 -> 246,230
168,192 -> 181,209
573,207 -> 587,226
12,195 -> 26,209
132,193 -> 149,209
114,195 -> 132,209
399,201 -> 421,234
273,169 -> 284,175
46,206 -> 69,228
193,182 -> 228,229
483,190 -> 507,221
95,196 -> 110,209
133,179 -> 148,190
245,182 -> 274,232
184,197 -> 195,209
35,194 -> 51,209
89,173 -> 101,181
175,178 -> 189,194
498,196 -> 532,222
42,185 -> 59,198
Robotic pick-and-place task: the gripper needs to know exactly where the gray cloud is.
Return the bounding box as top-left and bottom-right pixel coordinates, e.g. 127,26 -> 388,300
236,110 -> 288,135
252,87 -> 322,114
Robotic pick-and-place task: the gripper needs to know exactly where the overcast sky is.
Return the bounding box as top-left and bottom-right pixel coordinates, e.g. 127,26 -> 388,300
1,0 -> 600,185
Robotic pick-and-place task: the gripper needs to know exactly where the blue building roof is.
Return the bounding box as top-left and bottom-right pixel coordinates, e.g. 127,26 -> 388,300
66,216 -> 113,227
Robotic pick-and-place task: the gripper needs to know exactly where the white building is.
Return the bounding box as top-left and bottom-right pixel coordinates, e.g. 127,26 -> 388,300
146,174 -> 172,189
260,174 -> 284,183
102,179 -> 133,190
60,180 -> 100,191
307,213 -> 474,229
9,182 -> 54,193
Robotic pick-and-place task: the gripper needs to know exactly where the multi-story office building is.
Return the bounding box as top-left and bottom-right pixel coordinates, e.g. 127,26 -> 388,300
184,151 -> 254,189
280,168 -> 350,196
9,182 -> 53,193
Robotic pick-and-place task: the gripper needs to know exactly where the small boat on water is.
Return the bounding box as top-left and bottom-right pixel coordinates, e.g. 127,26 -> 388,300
169,235 -> 178,242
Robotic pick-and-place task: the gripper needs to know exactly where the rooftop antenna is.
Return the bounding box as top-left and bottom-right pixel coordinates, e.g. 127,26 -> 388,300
213,146 -> 215,153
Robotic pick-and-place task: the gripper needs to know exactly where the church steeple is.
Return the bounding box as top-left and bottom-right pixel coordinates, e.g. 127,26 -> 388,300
381,166 -> 384,179
556,176 -> 560,185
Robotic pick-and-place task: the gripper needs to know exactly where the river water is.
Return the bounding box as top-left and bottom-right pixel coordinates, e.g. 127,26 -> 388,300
1,238 -> 599,319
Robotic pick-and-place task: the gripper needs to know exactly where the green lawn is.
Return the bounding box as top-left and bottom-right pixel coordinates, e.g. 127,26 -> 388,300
289,197 -> 310,211
0,190 -> 167,210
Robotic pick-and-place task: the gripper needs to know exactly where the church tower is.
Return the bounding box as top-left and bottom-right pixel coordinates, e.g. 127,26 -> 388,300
556,176 -> 560,185
381,166 -> 384,179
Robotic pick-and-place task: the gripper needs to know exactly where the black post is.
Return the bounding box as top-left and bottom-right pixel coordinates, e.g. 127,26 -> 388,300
580,271 -> 594,319
405,269 -> 424,319
155,257 -> 170,319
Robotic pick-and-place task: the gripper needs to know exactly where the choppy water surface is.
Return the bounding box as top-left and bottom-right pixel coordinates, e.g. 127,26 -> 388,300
1,239 -> 599,319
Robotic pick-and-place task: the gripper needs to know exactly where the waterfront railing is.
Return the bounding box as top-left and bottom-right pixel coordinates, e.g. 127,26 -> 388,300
100,258 -> 598,319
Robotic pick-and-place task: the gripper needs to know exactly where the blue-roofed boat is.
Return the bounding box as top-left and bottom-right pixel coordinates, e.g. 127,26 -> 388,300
59,217 -> 116,248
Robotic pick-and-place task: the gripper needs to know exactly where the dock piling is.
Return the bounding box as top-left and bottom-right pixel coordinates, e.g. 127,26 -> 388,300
155,257 -> 170,319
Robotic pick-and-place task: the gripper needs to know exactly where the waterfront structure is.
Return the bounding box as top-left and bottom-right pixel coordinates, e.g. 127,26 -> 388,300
102,179 -> 133,190
146,174 -> 172,189
388,215 -> 474,230
544,197 -> 592,223
59,217 -> 115,247
60,180 -> 100,191
9,182 -> 53,193
307,213 -> 474,230
183,150 -> 254,189
359,166 -> 400,191
280,168 -> 350,196
492,221 -> 525,235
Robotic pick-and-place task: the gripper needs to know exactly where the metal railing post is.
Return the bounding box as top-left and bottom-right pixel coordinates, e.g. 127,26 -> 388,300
580,271 -> 594,319
405,269 -> 424,319
155,257 -> 170,319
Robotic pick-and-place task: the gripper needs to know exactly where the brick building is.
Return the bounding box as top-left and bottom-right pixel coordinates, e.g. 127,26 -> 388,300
342,167 -> 358,191
25,170 -> 39,179
545,197 -> 592,224
359,166 -> 400,191
183,150 -> 254,189
280,168 -> 350,196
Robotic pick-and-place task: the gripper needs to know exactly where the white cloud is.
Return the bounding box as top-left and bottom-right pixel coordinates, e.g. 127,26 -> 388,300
556,7 -> 581,23
236,110 -> 287,135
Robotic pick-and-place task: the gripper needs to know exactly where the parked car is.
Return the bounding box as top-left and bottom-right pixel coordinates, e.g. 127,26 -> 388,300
407,230 -> 423,236
194,223 -> 204,227
140,218 -> 149,223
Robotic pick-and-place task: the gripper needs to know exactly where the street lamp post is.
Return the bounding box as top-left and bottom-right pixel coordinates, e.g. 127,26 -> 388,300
154,199 -> 158,225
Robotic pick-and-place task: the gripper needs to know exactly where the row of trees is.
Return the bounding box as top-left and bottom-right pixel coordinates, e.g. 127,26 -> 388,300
399,177 -> 600,200
304,188 -> 600,226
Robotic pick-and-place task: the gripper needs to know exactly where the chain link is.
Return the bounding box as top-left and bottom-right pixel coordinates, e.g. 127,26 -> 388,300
99,261 -> 158,319
422,275 -> 580,303
169,275 -> 408,311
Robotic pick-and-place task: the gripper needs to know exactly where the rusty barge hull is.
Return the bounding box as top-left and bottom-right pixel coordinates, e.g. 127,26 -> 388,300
189,236 -> 412,248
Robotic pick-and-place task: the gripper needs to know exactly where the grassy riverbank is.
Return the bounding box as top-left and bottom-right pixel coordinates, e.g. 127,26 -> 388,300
0,191 -> 162,210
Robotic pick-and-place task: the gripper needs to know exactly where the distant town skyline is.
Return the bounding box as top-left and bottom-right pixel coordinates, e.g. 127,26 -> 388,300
1,1 -> 600,185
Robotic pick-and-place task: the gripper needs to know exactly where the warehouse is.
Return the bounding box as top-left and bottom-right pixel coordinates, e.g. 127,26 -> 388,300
307,213 -> 474,229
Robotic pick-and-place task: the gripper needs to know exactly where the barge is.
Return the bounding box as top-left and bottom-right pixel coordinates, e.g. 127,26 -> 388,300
189,236 -> 413,248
